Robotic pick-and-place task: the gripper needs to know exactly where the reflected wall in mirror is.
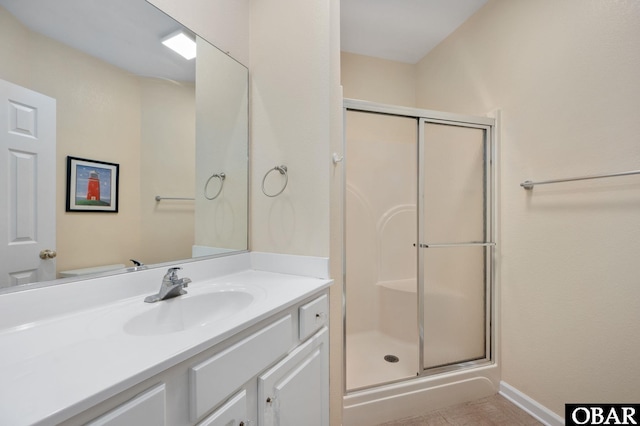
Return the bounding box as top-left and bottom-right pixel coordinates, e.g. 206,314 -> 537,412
0,0 -> 248,290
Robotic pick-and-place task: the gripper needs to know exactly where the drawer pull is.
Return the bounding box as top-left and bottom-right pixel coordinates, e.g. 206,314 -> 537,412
299,294 -> 328,340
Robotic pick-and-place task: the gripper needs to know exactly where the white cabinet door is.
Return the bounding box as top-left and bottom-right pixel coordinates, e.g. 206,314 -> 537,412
258,328 -> 329,426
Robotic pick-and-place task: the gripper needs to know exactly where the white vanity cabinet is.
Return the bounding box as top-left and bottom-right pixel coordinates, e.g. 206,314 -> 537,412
64,291 -> 329,426
194,293 -> 329,426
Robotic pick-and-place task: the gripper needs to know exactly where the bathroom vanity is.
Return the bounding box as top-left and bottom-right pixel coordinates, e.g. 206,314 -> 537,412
0,253 -> 331,426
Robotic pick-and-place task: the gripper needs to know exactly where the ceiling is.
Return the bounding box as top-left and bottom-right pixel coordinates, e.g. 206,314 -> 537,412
341,0 -> 488,64
0,0 -> 195,82
1,0 -> 489,78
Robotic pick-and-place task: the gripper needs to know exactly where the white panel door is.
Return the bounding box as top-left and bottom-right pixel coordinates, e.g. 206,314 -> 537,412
0,79 -> 56,288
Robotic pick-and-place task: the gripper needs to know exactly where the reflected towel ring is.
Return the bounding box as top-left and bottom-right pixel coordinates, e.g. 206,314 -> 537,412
262,165 -> 288,197
204,172 -> 226,200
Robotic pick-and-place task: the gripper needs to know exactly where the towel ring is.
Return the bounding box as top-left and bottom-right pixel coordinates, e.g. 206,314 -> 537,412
204,172 -> 226,200
262,165 -> 288,197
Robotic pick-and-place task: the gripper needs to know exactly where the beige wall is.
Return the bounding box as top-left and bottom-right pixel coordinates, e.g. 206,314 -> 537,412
249,1 -> 342,424
416,0 -> 640,416
341,52 -> 417,107
249,0 -> 332,257
194,37 -> 248,253
139,78 -> 195,265
328,0 -> 344,422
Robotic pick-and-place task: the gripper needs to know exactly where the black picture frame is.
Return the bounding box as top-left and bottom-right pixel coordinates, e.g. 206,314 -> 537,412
66,156 -> 119,213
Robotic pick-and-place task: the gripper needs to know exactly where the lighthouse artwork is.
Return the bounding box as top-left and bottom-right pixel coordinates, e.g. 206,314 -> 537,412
86,170 -> 101,201
66,156 -> 119,213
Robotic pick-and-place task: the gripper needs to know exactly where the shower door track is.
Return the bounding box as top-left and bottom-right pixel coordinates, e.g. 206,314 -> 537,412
342,99 -> 497,394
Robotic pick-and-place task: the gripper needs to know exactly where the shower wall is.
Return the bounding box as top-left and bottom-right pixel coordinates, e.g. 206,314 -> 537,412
345,111 -> 417,340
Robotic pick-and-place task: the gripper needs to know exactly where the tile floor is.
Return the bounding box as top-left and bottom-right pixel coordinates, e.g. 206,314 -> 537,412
377,394 -> 543,425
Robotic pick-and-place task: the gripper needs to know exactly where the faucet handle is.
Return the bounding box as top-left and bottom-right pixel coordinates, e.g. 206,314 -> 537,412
165,267 -> 182,279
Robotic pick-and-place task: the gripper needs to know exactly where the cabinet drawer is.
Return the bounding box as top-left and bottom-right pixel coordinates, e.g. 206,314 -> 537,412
189,315 -> 293,421
197,390 -> 247,426
299,294 -> 328,340
87,384 -> 165,426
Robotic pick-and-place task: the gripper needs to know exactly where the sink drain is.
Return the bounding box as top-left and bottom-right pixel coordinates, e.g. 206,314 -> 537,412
384,354 -> 399,363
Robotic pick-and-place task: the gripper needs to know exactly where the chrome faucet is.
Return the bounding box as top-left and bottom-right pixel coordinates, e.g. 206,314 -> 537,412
144,267 -> 191,303
129,259 -> 147,271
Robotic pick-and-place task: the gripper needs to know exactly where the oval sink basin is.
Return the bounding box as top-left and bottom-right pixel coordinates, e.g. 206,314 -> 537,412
124,290 -> 254,336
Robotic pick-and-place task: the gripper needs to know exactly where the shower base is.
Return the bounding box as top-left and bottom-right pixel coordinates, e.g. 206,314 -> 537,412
344,362 -> 498,426
344,329 -> 499,426
346,329 -> 417,390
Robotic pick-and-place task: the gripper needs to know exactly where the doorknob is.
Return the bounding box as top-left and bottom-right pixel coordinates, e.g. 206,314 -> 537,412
39,249 -> 57,259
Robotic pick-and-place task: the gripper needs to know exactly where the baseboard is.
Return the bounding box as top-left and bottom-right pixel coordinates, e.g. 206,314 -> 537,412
499,381 -> 565,426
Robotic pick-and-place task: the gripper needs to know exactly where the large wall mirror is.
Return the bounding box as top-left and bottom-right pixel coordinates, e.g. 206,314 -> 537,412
0,0 -> 249,291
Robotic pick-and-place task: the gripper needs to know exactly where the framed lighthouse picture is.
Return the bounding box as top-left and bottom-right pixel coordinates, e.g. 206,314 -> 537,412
66,156 -> 119,213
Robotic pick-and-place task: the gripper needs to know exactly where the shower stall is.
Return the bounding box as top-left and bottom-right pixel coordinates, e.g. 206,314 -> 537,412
342,100 -> 498,424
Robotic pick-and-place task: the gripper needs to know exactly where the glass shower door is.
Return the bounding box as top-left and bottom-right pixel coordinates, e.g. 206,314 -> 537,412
343,100 -> 495,392
419,120 -> 493,371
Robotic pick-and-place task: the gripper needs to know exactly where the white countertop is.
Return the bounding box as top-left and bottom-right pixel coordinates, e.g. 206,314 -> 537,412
0,253 -> 332,426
